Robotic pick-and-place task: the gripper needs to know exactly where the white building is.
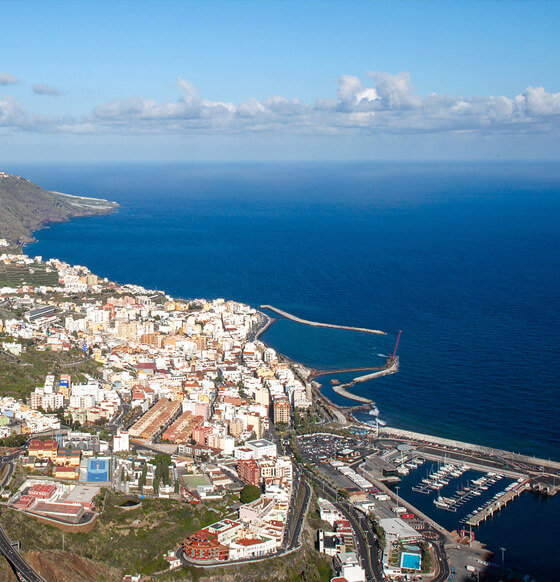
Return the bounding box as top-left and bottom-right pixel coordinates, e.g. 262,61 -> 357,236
246,439 -> 277,459
113,428 -> 130,452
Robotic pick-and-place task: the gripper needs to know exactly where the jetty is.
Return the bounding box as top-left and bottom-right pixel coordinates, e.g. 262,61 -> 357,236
465,479 -> 532,526
313,366 -> 393,378
259,305 -> 386,335
307,357 -> 399,405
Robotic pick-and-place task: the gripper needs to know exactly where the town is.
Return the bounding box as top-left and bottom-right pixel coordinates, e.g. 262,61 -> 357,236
0,248 -> 559,582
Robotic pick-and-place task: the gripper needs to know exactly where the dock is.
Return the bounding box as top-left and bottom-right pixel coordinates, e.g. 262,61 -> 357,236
465,479 -> 532,526
259,305 -> 386,335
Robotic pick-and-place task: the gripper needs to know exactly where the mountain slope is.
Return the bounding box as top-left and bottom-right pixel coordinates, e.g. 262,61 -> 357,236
0,171 -> 118,245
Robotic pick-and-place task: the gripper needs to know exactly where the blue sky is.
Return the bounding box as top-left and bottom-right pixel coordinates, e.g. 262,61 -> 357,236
1,0 -> 559,161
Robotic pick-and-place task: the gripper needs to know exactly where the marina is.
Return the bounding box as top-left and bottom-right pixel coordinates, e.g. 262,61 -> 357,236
463,478 -> 532,526
389,457 -> 520,527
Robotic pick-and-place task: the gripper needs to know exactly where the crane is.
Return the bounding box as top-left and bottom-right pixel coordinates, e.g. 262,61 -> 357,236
391,330 -> 402,361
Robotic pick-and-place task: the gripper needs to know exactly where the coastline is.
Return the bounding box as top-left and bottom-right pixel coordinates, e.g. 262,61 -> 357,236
0,172 -> 120,247
20,205 -> 560,464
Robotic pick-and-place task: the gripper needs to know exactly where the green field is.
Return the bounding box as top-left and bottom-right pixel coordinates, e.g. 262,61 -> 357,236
0,263 -> 59,288
0,341 -> 101,399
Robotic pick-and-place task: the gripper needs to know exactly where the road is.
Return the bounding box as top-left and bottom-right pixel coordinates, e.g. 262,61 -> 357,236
0,452 -> 47,581
302,466 -> 384,582
431,536 -> 451,582
0,524 -> 46,582
282,465 -> 312,550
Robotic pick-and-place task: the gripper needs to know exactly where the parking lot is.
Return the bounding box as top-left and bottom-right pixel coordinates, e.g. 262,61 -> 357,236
297,433 -> 377,464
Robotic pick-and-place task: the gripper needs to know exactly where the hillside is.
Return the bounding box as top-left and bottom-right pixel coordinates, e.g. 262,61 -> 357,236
0,171 -> 118,245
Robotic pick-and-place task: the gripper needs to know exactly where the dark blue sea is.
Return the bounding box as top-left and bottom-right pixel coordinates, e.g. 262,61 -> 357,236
8,161 -> 560,580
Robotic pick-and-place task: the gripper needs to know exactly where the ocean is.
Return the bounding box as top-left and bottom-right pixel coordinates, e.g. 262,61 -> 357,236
8,160 -> 560,580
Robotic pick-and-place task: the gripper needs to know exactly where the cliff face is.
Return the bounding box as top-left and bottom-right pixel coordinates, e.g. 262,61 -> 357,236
0,171 -> 119,245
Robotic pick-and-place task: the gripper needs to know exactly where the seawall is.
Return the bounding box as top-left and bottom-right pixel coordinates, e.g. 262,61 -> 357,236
259,305 -> 386,335
379,426 -> 560,472
330,358 -> 399,403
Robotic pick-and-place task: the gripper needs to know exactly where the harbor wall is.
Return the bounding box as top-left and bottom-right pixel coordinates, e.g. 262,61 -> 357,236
259,305 -> 386,335
379,427 -> 560,472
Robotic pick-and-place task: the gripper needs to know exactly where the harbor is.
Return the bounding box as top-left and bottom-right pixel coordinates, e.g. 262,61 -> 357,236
360,429 -> 560,541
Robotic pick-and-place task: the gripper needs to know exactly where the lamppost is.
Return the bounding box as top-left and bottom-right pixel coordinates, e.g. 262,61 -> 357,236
500,547 -> 506,568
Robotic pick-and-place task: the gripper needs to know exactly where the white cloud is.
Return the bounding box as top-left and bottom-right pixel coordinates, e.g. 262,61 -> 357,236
32,83 -> 63,96
1,72 -> 560,139
0,73 -> 20,86
0,95 -> 28,126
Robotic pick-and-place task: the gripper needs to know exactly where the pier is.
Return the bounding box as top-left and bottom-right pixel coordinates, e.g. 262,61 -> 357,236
465,480 -> 532,526
259,305 -> 386,335
309,357 -> 399,405
330,358 -> 399,399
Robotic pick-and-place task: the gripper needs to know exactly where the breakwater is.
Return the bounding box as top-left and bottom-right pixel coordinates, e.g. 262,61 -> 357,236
325,357 -> 399,403
253,312 -> 274,341
378,426 -> 560,473
259,305 -> 386,335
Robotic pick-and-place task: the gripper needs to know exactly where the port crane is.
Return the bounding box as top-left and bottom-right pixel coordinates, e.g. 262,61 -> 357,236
391,330 -> 402,361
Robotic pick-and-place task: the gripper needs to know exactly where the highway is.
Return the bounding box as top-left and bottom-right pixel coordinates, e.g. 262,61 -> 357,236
0,451 -> 48,582
283,465 -> 312,550
0,524 -> 46,582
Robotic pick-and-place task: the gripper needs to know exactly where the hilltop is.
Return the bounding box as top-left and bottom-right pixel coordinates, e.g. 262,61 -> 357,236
0,171 -> 119,245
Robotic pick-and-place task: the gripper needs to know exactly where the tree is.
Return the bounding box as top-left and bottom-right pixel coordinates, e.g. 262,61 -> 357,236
153,474 -> 160,495
420,541 -> 432,573
240,484 -> 261,504
138,464 -> 148,491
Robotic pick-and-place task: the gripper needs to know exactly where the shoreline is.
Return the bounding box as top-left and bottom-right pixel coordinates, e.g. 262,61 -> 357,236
17,192 -> 119,247
21,216 -> 560,465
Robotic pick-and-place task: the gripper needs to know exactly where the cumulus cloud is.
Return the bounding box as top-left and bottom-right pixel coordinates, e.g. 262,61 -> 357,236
88,72 -> 560,137
32,82 -> 63,96
0,73 -> 20,86
2,71 -> 560,138
0,95 -> 86,133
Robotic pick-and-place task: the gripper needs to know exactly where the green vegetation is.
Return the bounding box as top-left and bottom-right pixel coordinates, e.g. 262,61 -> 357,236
0,490 -> 220,576
138,464 -> 148,491
294,408 -> 323,433
370,514 -> 386,550
0,340 -> 101,399
420,540 -> 432,573
0,263 -> 58,288
158,548 -> 332,582
293,409 -> 353,438
306,507 -> 333,532
240,484 -> 261,504
150,454 -> 172,494
0,172 -> 118,244
0,433 -> 27,447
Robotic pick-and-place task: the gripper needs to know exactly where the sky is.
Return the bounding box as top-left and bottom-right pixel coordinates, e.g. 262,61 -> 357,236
1,0 -> 559,162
